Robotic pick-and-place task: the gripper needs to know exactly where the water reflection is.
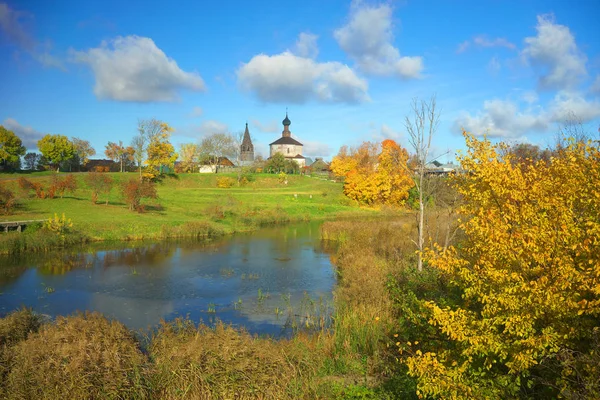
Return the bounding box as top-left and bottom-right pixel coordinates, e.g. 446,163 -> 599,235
0,222 -> 336,336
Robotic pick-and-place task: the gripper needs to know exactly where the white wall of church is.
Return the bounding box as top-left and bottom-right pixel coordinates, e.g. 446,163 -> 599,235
270,144 -> 302,157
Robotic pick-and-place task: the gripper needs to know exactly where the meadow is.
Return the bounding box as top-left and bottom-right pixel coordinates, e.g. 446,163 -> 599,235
0,171 -> 375,254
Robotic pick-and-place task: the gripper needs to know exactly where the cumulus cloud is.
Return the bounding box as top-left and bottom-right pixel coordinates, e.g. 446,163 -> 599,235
2,118 -> 45,149
522,14 -> 587,91
294,32 -> 318,59
0,2 -> 64,69
303,140 -> 333,158
237,51 -> 368,104
71,35 -> 206,102
334,3 -> 423,78
455,93 -> 600,138
454,99 -> 548,138
549,92 -> 600,122
251,119 -> 279,133
457,35 -> 516,53
197,120 -> 229,136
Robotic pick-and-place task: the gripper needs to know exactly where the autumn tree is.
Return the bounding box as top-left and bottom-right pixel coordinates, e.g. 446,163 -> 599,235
37,134 -> 75,172
85,172 -> 113,205
405,96 -> 440,272
178,143 -> 199,173
0,125 -> 26,170
23,152 -> 41,170
105,141 -> 135,172
198,133 -> 236,173
147,125 -> 177,173
331,140 -> 413,206
71,137 -> 96,170
265,152 -> 285,173
120,178 -> 158,212
405,133 -> 600,399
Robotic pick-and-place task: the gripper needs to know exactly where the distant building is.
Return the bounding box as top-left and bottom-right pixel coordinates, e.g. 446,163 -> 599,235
269,113 -> 306,167
240,123 -> 254,163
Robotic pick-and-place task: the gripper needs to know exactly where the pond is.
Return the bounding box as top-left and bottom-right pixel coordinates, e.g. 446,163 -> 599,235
0,222 -> 337,337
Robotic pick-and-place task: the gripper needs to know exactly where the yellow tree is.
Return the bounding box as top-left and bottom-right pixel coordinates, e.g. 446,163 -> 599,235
405,133 -> 600,399
146,123 -> 177,173
331,140 -> 413,206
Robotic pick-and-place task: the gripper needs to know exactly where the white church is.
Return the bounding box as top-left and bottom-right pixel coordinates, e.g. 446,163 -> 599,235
269,113 -> 306,167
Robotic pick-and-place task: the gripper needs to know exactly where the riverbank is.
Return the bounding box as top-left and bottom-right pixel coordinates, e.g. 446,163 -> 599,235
0,172 -> 376,254
0,217 -> 421,399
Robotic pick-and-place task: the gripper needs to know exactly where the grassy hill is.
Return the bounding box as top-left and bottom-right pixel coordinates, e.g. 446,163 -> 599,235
0,172 -> 374,246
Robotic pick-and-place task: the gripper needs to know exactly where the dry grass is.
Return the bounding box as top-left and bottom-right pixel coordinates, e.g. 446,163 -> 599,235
4,312 -> 150,400
149,319 -> 324,399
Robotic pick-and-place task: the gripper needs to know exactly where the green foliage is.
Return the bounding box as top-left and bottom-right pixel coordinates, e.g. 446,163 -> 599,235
37,134 -> 75,171
266,152 -> 286,172
0,126 -> 26,166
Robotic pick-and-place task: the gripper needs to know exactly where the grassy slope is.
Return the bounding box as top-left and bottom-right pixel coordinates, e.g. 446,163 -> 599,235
0,172 -> 374,241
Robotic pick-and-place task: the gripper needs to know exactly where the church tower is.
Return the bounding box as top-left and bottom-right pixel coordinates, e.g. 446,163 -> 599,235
240,123 -> 254,162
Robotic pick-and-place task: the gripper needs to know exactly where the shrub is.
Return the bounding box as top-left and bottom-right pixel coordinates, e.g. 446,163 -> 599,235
0,185 -> 16,215
278,171 -> 288,184
85,172 -> 113,204
17,177 -> 45,199
50,174 -> 77,198
4,313 -> 149,399
121,178 -> 158,212
43,213 -> 72,236
216,176 -> 235,188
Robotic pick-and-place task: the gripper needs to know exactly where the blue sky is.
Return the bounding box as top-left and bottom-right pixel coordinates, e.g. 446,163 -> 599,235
1,0 -> 599,161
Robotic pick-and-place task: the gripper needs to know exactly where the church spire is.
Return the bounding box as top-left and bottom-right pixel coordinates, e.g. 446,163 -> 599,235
282,110 -> 291,137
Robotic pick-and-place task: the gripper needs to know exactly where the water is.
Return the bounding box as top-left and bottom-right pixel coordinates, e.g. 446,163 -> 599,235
0,222 -> 336,337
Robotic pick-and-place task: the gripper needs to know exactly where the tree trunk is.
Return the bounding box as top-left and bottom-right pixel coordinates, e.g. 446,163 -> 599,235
417,169 -> 424,272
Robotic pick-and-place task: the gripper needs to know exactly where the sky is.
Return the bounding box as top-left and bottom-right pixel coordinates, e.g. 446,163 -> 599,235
1,0 -> 599,162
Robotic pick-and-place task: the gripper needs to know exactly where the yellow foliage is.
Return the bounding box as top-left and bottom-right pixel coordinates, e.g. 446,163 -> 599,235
406,133 -> 600,399
331,140 -> 414,206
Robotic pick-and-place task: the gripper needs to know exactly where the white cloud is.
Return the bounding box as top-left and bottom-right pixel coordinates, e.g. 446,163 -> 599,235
237,51 -> 368,104
455,99 -> 548,138
71,35 -> 206,102
0,3 -> 64,69
549,92 -> 600,122
197,120 -> 229,137
294,32 -> 318,59
455,92 -> 600,139
303,140 -> 332,158
2,118 -> 44,149
522,14 -> 587,91
522,91 -> 539,104
457,35 -> 516,53
334,3 -> 423,78
251,119 -> 279,133
189,106 -> 203,117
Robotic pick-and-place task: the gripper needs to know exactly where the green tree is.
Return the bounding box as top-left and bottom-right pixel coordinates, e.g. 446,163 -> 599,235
23,152 -> 41,170
0,125 -> 26,170
265,152 -> 285,173
37,134 -> 75,172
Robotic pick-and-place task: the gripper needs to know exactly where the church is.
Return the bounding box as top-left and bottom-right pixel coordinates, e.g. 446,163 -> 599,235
269,113 -> 306,167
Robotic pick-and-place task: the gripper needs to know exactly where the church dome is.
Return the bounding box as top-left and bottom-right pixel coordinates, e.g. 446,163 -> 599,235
282,113 -> 291,126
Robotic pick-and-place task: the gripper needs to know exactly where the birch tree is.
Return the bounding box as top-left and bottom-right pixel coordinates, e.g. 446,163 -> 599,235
404,96 -> 440,272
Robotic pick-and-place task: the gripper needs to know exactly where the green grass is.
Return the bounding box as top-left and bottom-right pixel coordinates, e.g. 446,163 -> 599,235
0,172 -> 375,251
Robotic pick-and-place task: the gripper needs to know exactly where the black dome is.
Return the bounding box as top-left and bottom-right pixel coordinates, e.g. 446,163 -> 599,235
282,113 -> 291,126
